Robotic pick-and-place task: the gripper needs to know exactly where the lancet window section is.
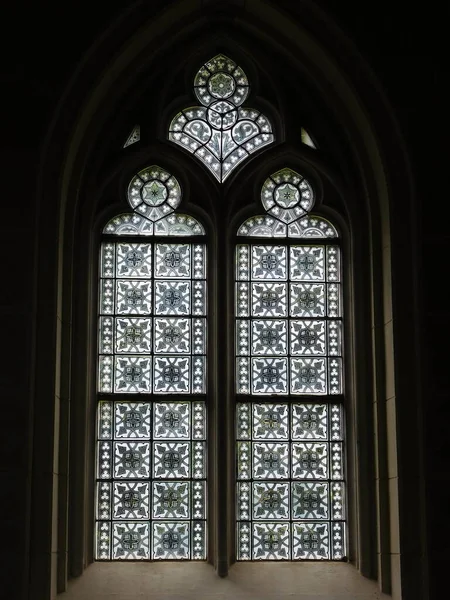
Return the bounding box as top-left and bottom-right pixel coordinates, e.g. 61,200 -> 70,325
235,168 -> 346,560
96,165 -> 207,561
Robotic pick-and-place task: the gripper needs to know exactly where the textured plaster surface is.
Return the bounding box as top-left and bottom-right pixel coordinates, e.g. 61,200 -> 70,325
59,562 -> 391,599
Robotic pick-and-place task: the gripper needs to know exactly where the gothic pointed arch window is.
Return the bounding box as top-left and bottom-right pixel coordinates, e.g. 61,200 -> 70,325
96,165 -> 207,560
235,168 -> 345,560
94,55 -> 347,565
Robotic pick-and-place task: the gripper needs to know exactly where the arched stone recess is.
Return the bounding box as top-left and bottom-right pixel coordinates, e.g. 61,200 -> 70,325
32,1 -> 425,599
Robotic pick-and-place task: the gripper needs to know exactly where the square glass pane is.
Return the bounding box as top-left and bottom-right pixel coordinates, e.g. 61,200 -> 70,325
292,482 -> 329,519
252,482 -> 290,520
153,402 -> 190,438
290,357 -> 327,394
154,280 -> 190,315
292,442 -> 328,479
154,317 -> 190,353
114,356 -> 151,393
252,522 -> 290,560
252,357 -> 288,394
252,282 -> 287,317
113,522 -> 150,559
253,442 -> 290,479
116,318 -> 152,353
114,402 -> 151,438
252,320 -> 287,355
290,283 -> 325,317
152,522 -> 190,559
113,482 -> 150,519
152,481 -> 190,519
113,441 -> 151,479
153,441 -> 191,478
290,246 -> 325,281
292,404 -> 328,439
116,280 -> 152,314
153,356 -> 190,393
251,245 -> 287,280
155,243 -> 191,278
253,403 -> 289,439
290,320 -> 326,355
292,522 -> 329,559
116,243 -> 152,278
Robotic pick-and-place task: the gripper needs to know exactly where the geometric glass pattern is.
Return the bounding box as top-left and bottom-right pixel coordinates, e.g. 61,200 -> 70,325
168,54 -> 274,182
123,124 -> 140,148
102,166 -> 207,238
236,403 -> 345,560
96,400 -> 206,560
237,214 -> 338,239
99,242 -> 206,394
236,243 -> 342,395
260,168 -> 315,224
97,168 -> 207,560
236,177 -> 345,560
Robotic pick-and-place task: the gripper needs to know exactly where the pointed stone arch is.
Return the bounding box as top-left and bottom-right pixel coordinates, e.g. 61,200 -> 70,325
32,2 -> 425,599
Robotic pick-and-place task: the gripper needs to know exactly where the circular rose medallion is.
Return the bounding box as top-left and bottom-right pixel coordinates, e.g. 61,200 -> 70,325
141,180 -> 168,206
208,72 -> 236,99
274,183 -> 300,209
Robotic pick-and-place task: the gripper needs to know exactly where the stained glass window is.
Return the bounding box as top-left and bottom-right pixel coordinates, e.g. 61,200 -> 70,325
235,168 -> 346,560
168,54 -> 274,182
301,128 -> 316,149
96,165 -> 207,560
123,125 -> 140,148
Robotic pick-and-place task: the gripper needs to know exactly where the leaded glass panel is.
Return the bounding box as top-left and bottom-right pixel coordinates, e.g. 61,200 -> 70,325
236,244 -> 342,395
236,172 -> 345,561
123,125 -> 140,148
96,169 -> 207,560
236,403 -> 345,560
98,243 -> 206,393
96,398 -> 207,559
168,55 -> 274,182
